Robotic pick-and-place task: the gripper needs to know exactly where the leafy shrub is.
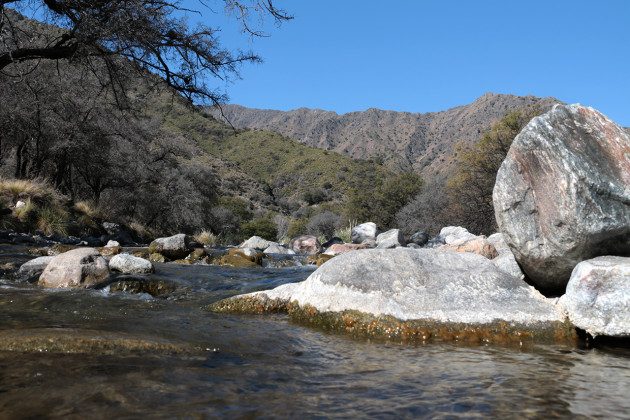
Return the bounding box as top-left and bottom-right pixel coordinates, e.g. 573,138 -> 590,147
303,188 -> 327,205
306,211 -> 341,239
287,218 -> 309,239
240,216 -> 278,241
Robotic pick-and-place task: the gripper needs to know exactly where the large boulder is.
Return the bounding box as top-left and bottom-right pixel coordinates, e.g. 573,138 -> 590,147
559,256 -> 630,337
240,236 -> 276,251
289,235 -> 322,255
38,248 -> 109,288
493,104 -> 630,292
148,234 -> 191,260
376,229 -> 406,249
109,253 -> 154,274
212,249 -> 572,344
351,222 -> 378,244
17,256 -> 54,280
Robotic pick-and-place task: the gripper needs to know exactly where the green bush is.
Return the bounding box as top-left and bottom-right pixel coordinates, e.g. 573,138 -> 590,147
287,218 -> 309,239
240,216 -> 278,241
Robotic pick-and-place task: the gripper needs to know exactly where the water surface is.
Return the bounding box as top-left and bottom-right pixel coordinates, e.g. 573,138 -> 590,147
0,245 -> 628,418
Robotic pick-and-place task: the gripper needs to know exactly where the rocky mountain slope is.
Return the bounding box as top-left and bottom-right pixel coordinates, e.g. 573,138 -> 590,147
211,94 -> 560,184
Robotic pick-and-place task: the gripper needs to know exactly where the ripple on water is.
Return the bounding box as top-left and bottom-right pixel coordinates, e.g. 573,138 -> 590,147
0,259 -> 628,417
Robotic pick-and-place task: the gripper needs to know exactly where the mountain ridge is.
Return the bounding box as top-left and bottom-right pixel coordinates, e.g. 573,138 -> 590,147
209,93 -> 560,185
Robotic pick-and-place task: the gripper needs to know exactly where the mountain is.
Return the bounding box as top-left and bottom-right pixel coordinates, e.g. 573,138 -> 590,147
211,93 -> 560,184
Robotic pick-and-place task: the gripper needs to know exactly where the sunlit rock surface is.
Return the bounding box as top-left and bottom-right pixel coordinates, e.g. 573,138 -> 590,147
559,256 -> 630,337
212,248 -> 573,344
493,104 -> 630,293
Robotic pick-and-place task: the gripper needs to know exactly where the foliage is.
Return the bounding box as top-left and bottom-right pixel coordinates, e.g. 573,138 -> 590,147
240,215 -> 278,242
0,3 -> 291,104
194,230 -> 219,247
287,218 -> 309,239
306,211 -> 341,239
345,172 -> 423,228
445,108 -> 542,235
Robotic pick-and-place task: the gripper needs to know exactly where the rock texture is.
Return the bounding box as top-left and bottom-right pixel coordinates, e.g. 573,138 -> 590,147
38,248 -> 109,288
351,222 -> 379,244
493,104 -> 630,292
559,256 -> 630,337
323,243 -> 369,256
376,229 -> 406,249
109,254 -> 154,274
263,243 -> 296,255
17,256 -> 53,280
212,249 -> 572,344
439,237 -> 498,260
149,234 -> 191,260
289,235 -> 322,255
240,236 -> 275,251
487,233 -> 525,280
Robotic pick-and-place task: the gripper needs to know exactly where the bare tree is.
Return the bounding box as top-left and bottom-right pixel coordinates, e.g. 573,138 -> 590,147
0,0 -> 291,105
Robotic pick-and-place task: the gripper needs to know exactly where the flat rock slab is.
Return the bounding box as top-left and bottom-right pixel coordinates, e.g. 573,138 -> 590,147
211,248 -> 574,345
559,256 -> 630,338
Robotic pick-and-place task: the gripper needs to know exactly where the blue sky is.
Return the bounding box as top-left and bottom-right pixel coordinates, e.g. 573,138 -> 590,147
185,1 -> 627,124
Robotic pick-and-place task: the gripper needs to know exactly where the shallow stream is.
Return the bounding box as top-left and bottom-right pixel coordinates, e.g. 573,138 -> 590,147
0,245 -> 628,418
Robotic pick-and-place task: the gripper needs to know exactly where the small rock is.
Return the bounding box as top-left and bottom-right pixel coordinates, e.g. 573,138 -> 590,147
438,226 -> 477,245
39,248 -> 109,289
263,244 -> 296,255
559,256 -> 630,337
376,229 -> 406,249
240,236 -> 276,251
409,231 -> 430,247
105,240 -> 120,248
322,237 -> 344,248
109,253 -> 154,274
289,235 -> 322,255
149,253 -> 166,263
323,243 -> 369,256
17,256 -> 54,280
15,200 -> 26,209
98,245 -> 121,256
351,222 -> 378,244
487,233 -> 524,280
148,234 -> 191,260
439,237 -> 498,260
186,248 -> 207,261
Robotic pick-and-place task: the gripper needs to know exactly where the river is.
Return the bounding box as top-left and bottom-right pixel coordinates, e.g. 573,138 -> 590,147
0,245 -> 628,418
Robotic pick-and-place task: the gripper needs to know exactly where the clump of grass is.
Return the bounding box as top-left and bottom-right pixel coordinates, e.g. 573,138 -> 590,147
0,178 -> 64,205
13,198 -> 36,222
334,219 -> 357,243
73,200 -> 102,230
129,221 -> 158,242
194,230 -> 219,246
36,206 -> 69,236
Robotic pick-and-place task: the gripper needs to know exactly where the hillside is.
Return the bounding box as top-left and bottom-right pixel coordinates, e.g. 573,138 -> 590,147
151,94 -> 400,211
211,93 -> 560,184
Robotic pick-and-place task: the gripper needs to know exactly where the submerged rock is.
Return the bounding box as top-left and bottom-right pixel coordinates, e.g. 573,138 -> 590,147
211,249 -> 573,345
148,234 -> 191,260
376,229 -> 406,249
289,235 -> 322,255
109,253 -> 154,274
559,256 -> 630,338
351,222 -> 378,244
17,256 -> 54,281
215,248 -> 263,268
38,248 -> 109,288
109,276 -> 177,297
493,104 -> 630,292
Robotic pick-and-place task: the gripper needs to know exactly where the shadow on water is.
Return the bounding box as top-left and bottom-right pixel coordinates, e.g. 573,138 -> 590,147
0,245 -> 628,418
